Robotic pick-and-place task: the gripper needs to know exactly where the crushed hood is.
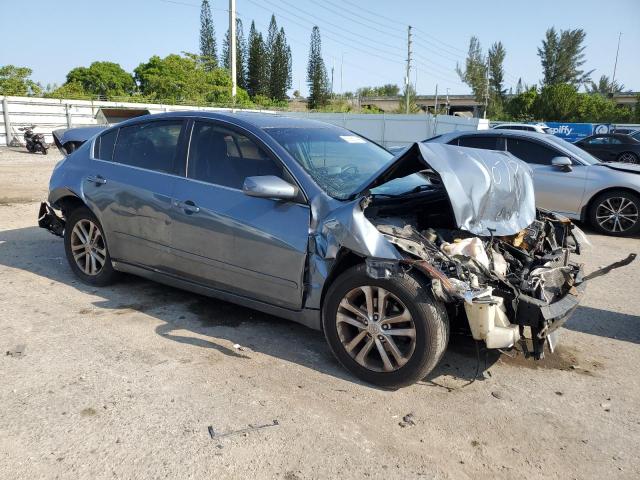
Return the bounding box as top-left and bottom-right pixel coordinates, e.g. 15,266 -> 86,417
52,126 -> 107,156
362,142 -> 536,236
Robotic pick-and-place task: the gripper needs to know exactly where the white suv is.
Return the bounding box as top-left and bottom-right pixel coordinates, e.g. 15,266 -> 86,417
493,123 -> 550,134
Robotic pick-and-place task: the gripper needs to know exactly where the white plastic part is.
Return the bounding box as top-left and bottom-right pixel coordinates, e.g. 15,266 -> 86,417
492,250 -> 508,277
442,237 -> 490,269
464,294 -> 520,349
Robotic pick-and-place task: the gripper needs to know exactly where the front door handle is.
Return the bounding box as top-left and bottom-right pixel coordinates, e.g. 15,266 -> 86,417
86,175 -> 107,185
174,200 -> 200,214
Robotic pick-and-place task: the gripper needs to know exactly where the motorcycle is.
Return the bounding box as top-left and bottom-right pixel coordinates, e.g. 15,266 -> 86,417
18,125 -> 48,155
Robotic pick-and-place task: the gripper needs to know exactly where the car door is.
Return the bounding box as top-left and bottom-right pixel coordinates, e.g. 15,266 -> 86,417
505,137 -> 587,216
167,120 -> 310,310
84,120 -> 186,270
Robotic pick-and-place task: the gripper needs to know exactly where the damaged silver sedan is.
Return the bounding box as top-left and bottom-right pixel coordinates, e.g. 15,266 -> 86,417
38,112 -> 634,388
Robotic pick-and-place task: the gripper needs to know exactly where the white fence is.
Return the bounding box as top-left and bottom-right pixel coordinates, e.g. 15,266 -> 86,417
0,95 -> 488,148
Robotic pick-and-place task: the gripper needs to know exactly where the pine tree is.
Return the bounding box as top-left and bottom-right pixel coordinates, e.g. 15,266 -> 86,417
306,26 -> 329,109
199,0 -> 217,69
488,42 -> 506,99
222,18 -> 248,90
247,21 -> 268,98
538,28 -> 593,87
269,27 -> 292,101
456,36 -> 487,104
265,15 -> 278,84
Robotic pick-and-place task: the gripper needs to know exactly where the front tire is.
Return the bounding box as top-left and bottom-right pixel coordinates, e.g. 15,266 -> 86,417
322,264 -> 449,388
589,190 -> 640,236
64,207 -> 118,286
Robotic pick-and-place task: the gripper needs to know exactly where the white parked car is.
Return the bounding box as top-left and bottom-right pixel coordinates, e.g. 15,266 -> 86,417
493,123 -> 550,134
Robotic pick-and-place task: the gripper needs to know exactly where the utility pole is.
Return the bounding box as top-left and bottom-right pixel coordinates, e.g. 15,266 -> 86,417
611,32 -> 622,95
331,64 -> 335,97
433,84 -> 438,115
445,88 -> 450,115
405,25 -> 412,114
483,55 -> 490,119
229,0 -> 237,103
340,53 -> 344,94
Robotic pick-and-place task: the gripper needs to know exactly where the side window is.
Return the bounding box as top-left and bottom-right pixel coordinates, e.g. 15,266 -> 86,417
95,129 -> 118,161
506,138 -> 558,165
608,137 -> 623,145
457,136 -> 498,150
112,121 -> 183,173
586,136 -> 608,145
188,121 -> 284,189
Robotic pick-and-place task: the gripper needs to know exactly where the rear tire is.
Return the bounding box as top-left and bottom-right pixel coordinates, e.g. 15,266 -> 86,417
589,190 -> 640,236
64,207 -> 119,286
322,264 -> 449,388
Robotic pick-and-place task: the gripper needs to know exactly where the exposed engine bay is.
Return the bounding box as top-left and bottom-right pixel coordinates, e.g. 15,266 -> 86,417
365,201 -> 586,359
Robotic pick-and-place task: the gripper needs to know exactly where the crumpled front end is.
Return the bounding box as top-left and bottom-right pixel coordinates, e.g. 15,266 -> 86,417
374,211 -> 587,359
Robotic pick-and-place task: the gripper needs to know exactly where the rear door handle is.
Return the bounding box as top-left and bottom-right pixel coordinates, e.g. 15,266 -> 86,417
174,200 -> 200,214
86,175 -> 107,185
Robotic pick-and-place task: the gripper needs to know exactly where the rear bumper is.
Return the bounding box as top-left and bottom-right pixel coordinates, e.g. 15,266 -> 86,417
38,202 -> 65,237
514,267 -> 586,358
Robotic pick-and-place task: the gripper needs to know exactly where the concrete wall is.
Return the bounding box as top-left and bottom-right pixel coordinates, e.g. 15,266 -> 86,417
1,95 -> 488,148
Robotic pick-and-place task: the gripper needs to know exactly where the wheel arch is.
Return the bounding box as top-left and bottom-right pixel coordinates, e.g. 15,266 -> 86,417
51,191 -> 89,219
319,249 -> 365,321
581,186 -> 640,222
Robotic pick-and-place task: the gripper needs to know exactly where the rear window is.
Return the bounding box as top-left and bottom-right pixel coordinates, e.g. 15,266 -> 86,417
94,129 -> 118,161
456,136 -> 498,150
112,121 -> 183,173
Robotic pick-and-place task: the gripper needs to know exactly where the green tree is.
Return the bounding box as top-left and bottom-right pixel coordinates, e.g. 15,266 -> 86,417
134,53 -> 249,105
265,14 -> 278,84
456,36 -> 487,104
222,18 -> 248,90
398,83 -> 420,113
44,81 -> 91,100
247,21 -> 269,98
0,65 -> 41,96
533,83 -> 580,121
64,61 -> 136,98
487,42 -> 507,117
199,0 -> 218,69
538,28 -> 592,87
306,26 -> 330,110
269,27 -> 292,101
587,75 -> 624,95
505,87 -> 538,121
357,84 -> 400,97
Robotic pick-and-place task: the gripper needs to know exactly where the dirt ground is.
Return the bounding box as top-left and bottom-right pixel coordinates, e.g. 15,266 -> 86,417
1,147 -> 639,479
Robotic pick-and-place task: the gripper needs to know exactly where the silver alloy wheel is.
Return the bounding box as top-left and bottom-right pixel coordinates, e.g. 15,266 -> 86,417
618,152 -> 638,164
595,196 -> 639,233
70,219 -> 107,276
336,286 -> 416,372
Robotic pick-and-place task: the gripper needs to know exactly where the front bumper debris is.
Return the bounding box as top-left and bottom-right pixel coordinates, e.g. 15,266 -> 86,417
38,202 -> 65,237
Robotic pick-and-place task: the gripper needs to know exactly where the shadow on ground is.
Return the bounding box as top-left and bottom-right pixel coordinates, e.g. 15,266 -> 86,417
5,225 -> 629,389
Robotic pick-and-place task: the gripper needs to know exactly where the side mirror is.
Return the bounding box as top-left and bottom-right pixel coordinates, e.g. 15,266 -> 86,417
551,156 -> 572,171
243,175 -> 298,201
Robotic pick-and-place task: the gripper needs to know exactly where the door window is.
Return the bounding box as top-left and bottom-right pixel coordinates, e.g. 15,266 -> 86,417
112,121 -> 183,173
506,138 -> 559,165
187,121 -> 284,189
456,136 -> 498,149
94,129 -> 118,161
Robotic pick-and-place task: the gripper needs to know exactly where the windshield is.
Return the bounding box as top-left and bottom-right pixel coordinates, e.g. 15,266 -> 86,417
265,127 -> 394,199
545,135 -> 602,165
631,130 -> 640,142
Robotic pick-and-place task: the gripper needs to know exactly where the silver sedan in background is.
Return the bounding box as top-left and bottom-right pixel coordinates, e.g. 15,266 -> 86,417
426,130 -> 640,236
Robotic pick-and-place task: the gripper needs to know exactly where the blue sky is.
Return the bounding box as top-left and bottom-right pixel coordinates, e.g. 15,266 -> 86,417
3,0 -> 639,96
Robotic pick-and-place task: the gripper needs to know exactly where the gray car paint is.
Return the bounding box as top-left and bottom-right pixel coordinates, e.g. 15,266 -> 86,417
428,130 -> 640,221
46,112 -> 541,331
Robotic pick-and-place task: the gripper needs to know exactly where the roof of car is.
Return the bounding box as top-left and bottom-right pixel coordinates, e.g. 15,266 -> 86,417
432,129 -> 551,142
493,123 -> 544,128
115,110 -> 336,130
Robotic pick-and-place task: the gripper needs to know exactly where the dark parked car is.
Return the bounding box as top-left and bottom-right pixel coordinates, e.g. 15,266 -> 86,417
427,130 -> 640,236
575,133 -> 640,164
39,112 -> 600,387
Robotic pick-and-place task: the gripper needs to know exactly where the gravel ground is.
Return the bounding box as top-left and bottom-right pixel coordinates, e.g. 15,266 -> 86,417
1,147 -> 639,479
